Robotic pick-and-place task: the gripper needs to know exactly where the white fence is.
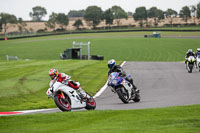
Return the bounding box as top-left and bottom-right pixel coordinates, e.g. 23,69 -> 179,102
6,55 -> 19,61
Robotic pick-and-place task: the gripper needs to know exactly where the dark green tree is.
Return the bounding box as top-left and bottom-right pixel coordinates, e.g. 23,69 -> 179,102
133,6 -> 147,27
73,19 -> 83,29
84,6 -> 103,29
45,12 -> 57,31
29,6 -> 47,21
165,8 -> 177,26
191,5 -> 197,23
0,22 -> 2,32
179,6 -> 191,23
56,13 -> 69,29
197,2 -> 200,19
111,5 -> 128,26
68,10 -> 85,18
0,13 -> 18,37
148,7 -> 164,27
17,17 -> 27,33
127,12 -> 133,16
103,8 -> 114,26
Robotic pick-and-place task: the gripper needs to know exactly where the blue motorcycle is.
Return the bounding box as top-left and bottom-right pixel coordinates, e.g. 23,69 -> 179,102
108,72 -> 140,104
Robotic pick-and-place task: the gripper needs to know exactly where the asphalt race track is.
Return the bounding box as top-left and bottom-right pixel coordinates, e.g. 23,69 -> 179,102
95,62 -> 200,110
4,62 -> 200,115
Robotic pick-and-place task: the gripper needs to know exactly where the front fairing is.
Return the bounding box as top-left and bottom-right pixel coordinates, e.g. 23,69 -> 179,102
108,72 -> 124,87
187,56 -> 195,63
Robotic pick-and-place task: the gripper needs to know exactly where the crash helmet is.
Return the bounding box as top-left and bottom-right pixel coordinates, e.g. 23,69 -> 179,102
197,48 -> 200,52
108,59 -> 116,69
49,68 -> 58,80
187,49 -> 193,53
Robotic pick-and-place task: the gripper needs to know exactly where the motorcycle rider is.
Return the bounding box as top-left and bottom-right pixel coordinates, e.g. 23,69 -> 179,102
195,48 -> 200,58
195,48 -> 200,67
49,68 -> 87,99
185,49 -> 197,68
107,59 -> 139,93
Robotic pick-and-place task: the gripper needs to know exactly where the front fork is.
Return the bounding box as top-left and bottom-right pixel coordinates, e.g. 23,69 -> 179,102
60,91 -> 65,99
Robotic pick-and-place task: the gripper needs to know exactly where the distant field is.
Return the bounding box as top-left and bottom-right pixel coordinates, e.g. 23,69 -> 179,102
0,32 -> 200,61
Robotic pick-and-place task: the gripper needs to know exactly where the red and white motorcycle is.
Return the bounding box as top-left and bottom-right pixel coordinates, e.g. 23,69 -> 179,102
46,79 -> 96,111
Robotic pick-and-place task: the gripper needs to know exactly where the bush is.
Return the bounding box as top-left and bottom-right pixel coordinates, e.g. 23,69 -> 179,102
37,29 -> 46,33
55,28 -> 66,32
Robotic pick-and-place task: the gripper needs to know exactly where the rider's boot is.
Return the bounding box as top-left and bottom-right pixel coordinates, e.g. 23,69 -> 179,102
77,87 -> 92,102
128,78 -> 139,93
132,84 -> 139,94
77,87 -> 87,98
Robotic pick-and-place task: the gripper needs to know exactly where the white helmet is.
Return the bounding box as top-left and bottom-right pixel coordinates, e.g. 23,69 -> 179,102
108,59 -> 116,69
197,48 -> 200,52
188,49 -> 193,53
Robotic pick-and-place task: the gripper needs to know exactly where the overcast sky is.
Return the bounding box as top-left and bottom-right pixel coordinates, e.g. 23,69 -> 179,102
0,0 -> 199,20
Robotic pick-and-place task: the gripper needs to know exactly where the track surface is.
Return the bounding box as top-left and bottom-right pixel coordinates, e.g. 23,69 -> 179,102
95,62 -> 200,110
2,62 -> 200,115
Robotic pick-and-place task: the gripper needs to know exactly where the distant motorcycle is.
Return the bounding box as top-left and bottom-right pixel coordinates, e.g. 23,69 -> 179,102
186,56 -> 196,73
197,53 -> 200,72
46,79 -> 96,111
108,72 -> 140,104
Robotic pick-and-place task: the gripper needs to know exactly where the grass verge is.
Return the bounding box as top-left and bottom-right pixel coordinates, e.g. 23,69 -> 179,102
0,105 -> 200,133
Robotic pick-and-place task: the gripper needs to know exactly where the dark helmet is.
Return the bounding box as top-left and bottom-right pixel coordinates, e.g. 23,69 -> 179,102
108,59 -> 116,69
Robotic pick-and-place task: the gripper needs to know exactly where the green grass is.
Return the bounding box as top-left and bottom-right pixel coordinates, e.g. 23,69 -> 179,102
0,32 -> 200,61
0,31 -> 200,133
0,60 -> 110,111
0,32 -> 200,111
0,105 -> 200,133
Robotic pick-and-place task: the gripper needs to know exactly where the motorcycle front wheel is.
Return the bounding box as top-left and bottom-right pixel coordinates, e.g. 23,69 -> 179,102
187,63 -> 193,73
54,92 -> 71,112
116,87 -> 129,104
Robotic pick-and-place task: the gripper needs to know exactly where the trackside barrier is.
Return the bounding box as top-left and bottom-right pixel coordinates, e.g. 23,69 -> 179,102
6,55 -> 18,61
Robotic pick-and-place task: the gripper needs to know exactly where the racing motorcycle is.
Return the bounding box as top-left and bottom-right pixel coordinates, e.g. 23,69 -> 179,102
197,53 -> 200,72
108,72 -> 140,104
46,79 -> 96,111
186,56 -> 196,73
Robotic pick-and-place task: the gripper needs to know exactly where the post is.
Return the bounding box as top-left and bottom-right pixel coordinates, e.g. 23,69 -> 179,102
88,41 -> 90,60
6,55 -> 9,61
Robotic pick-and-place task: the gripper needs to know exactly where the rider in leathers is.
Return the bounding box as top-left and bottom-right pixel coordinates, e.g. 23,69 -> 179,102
107,59 -> 139,93
49,68 -> 87,99
185,49 -> 197,68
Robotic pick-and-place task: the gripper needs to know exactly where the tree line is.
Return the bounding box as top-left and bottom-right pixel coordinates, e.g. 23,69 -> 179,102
1,2 -> 200,36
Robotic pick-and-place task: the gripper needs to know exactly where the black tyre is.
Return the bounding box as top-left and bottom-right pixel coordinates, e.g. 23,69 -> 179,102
116,87 -> 129,104
85,93 -> 96,110
198,63 -> 200,72
133,93 -> 141,102
54,92 -> 71,112
188,64 -> 193,73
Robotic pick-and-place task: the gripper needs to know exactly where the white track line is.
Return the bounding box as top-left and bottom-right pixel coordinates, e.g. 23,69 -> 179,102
93,61 -> 126,98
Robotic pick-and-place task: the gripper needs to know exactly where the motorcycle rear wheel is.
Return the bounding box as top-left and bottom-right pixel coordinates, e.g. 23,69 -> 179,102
85,93 -> 96,110
54,92 -> 71,112
133,93 -> 141,102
